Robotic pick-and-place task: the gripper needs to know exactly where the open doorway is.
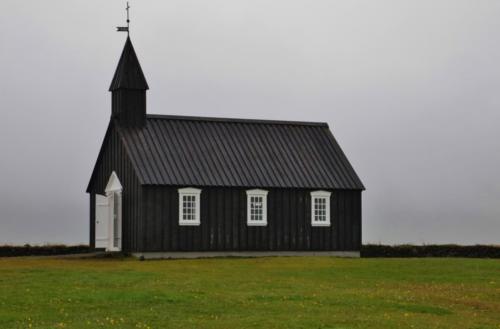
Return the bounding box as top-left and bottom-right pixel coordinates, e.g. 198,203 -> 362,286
95,172 -> 122,251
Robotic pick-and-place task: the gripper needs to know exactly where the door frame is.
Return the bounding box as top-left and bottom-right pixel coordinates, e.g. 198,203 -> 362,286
105,171 -> 123,252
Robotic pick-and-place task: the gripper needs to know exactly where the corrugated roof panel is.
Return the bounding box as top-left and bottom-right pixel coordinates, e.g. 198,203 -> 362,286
161,120 -> 202,185
301,126 -> 343,187
117,114 -> 364,189
281,125 -> 324,187
118,127 -> 154,184
208,122 -> 245,186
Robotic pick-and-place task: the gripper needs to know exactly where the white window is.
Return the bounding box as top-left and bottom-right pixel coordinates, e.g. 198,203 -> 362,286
246,189 -> 268,226
311,190 -> 331,227
178,188 -> 201,226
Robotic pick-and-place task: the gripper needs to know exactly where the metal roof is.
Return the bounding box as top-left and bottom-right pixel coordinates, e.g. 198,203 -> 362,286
109,37 -> 149,91
114,114 -> 364,190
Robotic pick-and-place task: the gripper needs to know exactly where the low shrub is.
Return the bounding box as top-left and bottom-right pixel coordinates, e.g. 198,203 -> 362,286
0,244 -> 91,257
361,244 -> 500,258
2,244 -> 499,258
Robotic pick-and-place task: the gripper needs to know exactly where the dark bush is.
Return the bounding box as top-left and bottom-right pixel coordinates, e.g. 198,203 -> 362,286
2,244 -> 499,258
0,244 -> 91,257
361,244 -> 500,258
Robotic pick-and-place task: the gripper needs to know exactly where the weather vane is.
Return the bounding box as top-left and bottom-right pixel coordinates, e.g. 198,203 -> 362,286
116,2 -> 130,35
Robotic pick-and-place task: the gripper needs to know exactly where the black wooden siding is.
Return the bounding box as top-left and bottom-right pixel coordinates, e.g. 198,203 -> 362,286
112,90 -> 146,127
87,122 -> 142,252
140,187 -> 361,252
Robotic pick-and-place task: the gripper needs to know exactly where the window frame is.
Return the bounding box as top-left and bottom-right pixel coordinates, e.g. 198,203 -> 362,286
178,187 -> 202,226
246,189 -> 268,226
310,190 -> 331,227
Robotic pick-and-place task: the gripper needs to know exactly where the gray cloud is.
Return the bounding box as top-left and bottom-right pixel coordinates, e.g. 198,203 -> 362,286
1,0 -> 499,245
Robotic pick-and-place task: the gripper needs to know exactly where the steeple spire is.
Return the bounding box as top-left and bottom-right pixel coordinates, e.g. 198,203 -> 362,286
109,37 -> 149,91
109,36 -> 149,127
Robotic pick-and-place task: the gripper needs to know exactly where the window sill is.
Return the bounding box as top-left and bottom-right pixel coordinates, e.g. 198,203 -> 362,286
247,222 -> 268,227
179,221 -> 201,226
312,223 -> 331,227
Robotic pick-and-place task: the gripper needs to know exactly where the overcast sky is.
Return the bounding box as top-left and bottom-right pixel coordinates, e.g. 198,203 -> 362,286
1,0 -> 499,245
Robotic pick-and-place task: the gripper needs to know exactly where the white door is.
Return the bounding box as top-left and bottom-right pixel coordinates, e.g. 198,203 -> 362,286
105,172 -> 123,251
95,194 -> 109,248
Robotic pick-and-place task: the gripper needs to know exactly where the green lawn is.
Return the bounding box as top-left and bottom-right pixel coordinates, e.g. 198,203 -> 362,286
0,257 -> 499,329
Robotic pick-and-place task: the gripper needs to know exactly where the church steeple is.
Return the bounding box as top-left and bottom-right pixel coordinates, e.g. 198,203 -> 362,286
109,36 -> 149,127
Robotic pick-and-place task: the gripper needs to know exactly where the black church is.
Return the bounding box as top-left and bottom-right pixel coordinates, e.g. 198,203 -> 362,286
86,36 -> 365,258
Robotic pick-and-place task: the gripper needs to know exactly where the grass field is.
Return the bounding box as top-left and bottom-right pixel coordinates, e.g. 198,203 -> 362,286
0,257 -> 499,329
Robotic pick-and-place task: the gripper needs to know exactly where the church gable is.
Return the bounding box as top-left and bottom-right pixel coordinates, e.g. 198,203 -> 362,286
86,121 -> 141,194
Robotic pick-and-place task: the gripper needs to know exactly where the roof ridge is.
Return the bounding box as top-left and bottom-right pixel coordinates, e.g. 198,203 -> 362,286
145,114 -> 328,127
